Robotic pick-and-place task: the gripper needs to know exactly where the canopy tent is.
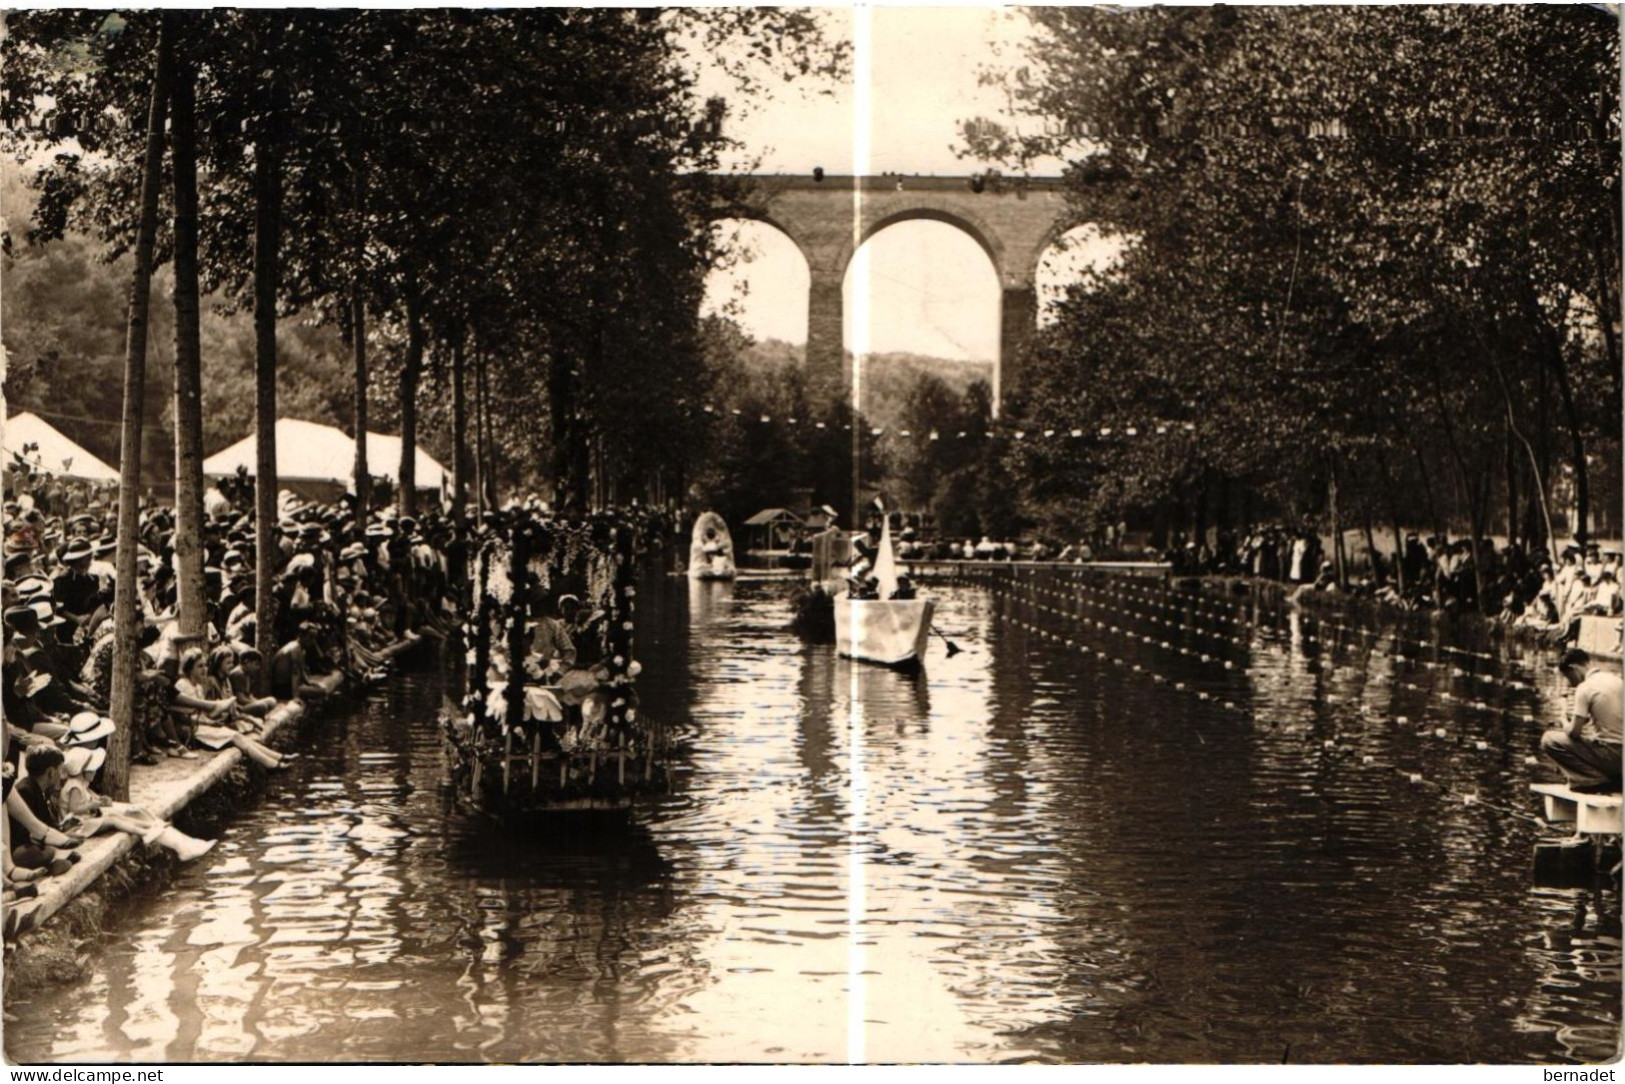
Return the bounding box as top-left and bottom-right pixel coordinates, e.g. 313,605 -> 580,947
3,412 -> 119,483
202,418 -> 448,498
743,507 -> 802,528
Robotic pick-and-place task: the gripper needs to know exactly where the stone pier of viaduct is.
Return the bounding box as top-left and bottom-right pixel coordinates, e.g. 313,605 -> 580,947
723,174 -> 1073,399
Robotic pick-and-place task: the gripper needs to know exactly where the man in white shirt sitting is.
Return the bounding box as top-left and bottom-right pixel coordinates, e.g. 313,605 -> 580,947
1542,648 -> 1623,794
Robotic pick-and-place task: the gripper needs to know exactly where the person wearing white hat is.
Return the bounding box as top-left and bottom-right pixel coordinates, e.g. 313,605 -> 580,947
56,746 -> 216,862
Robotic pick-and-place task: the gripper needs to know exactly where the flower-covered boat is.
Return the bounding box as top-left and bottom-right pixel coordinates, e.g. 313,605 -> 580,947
440,510 -> 670,815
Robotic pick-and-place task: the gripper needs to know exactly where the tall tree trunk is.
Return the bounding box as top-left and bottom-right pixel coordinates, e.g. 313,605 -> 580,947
399,284 -> 423,516
170,34 -> 207,643
549,349 -> 574,511
1504,413 -> 1518,548
351,169 -> 370,517
452,335 -> 467,524
1535,358 -> 1553,551
1595,236 -> 1622,413
483,354 -> 501,509
1548,343 -> 1589,545
1327,450 -> 1344,588
473,346 -> 487,519
253,61 -> 284,678
1469,455 -> 1491,611
1377,447 -> 1407,594
1361,499 -> 1380,585
1398,421 -> 1443,542
1480,339 -> 1556,564
1523,279 -> 1589,544
106,18 -> 175,803
1429,370 -> 1487,606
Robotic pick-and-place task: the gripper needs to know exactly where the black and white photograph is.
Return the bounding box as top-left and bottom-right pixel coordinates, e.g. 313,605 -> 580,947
0,3 -> 1620,1068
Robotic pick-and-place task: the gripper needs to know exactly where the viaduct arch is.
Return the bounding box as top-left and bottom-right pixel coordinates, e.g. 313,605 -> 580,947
719,174 -> 1072,399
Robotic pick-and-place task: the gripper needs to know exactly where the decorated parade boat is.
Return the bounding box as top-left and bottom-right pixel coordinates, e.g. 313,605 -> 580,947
440,512 -> 669,816
834,510 -> 935,668
687,511 -> 737,581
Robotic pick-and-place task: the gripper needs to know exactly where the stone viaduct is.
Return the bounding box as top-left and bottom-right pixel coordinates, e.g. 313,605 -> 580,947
722,174 -> 1074,399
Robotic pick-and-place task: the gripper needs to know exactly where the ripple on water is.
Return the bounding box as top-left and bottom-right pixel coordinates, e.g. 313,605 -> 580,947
4,581 -> 1619,1064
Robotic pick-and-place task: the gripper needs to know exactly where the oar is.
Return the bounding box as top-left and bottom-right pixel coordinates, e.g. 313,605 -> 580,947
932,625 -> 962,657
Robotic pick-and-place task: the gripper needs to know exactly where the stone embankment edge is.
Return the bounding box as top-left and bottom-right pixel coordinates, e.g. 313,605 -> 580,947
2,670 -> 346,998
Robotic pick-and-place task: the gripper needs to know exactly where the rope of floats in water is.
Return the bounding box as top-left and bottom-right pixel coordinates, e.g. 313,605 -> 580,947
944,567 -> 1559,727
938,567 -> 1559,830
963,563 -> 1521,664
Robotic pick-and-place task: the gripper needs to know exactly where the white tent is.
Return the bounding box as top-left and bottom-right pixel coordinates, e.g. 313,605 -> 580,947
202,418 -> 447,492
362,432 -> 447,491
2,412 -> 120,483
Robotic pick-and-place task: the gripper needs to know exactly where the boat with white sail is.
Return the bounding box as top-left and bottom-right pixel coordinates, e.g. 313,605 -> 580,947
834,506 -> 934,667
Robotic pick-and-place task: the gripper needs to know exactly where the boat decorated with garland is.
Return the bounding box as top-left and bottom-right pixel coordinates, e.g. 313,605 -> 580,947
440,510 -> 670,815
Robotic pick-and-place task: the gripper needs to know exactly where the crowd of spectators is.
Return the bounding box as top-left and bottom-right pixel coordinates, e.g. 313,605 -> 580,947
1,478 -> 461,938
892,517 -> 1621,641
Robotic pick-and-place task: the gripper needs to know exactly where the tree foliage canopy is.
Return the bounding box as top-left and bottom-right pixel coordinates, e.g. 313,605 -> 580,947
966,5 -> 1621,551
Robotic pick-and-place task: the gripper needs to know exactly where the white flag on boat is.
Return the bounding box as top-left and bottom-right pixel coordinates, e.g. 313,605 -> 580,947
873,509 -> 899,600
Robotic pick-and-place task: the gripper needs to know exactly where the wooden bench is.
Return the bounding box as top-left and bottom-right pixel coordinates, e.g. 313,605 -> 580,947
1530,783 -> 1623,835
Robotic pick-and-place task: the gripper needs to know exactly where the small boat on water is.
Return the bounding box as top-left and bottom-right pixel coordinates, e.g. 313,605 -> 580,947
834,509 -> 934,667
688,511 -> 737,581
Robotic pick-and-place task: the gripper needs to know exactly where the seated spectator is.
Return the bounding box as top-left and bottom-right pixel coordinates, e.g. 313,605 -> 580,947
270,623 -> 330,702
3,625 -> 69,742
6,746 -> 84,877
206,646 -> 262,732
226,647 -> 277,718
56,746 -> 215,862
51,537 -> 106,638
8,604 -> 95,717
1541,648 -> 1623,794
175,648 -> 296,770
1585,569 -> 1621,617
1,766 -> 46,890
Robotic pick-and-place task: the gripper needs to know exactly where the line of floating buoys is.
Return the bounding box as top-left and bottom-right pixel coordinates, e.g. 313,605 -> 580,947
978,582 -> 1557,831
982,573 -> 1561,749
961,568 -> 1560,724
1081,572 -> 1508,664
985,578 -> 1549,725
949,575 -> 1566,789
1027,572 -> 1509,667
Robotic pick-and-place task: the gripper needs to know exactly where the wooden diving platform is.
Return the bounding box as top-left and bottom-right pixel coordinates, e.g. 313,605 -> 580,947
1530,783 -> 1623,836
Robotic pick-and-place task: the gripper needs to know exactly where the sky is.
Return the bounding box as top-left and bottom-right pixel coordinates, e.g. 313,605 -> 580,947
693,6 -> 1122,363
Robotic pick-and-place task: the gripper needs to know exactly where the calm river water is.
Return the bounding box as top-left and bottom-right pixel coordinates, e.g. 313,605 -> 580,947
5,568 -> 1620,1063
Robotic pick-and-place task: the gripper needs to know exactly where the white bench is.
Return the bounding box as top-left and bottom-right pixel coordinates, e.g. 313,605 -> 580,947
1530,783 -> 1623,835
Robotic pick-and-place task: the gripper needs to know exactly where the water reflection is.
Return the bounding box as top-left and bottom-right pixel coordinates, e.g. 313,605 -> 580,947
5,568 -> 1619,1064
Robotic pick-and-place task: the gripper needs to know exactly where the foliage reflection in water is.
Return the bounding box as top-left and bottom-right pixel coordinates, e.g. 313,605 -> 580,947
5,570 -> 1619,1063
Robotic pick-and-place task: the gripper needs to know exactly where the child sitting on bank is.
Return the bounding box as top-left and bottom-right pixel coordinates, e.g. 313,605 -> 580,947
226,647 -> 277,717
174,648 -> 297,770
56,746 -> 215,862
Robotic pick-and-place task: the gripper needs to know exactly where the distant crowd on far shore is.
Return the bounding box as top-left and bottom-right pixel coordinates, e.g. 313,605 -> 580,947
893,522 -> 1621,638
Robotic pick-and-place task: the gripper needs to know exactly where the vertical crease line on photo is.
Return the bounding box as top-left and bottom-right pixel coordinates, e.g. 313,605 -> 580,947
846,2 -> 873,1068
